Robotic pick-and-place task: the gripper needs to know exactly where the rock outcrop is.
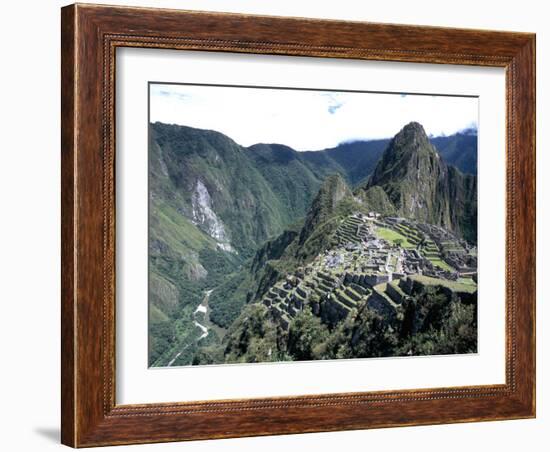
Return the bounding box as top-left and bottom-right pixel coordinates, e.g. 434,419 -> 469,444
365,122 -> 477,243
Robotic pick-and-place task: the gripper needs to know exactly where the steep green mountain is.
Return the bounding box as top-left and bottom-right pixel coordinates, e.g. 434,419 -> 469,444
151,123 -> 314,257
149,123 -> 350,365
151,124 -> 477,257
297,174 -> 352,246
306,132 -> 477,180
364,122 -> 477,243
208,175 -> 358,330
245,143 -> 343,216
193,174 -> 477,365
297,132 -> 476,184
149,126 -> 248,365
149,123 -> 387,332
431,129 -> 477,175
356,185 -> 397,216
149,121 -> 477,366
302,139 -> 391,185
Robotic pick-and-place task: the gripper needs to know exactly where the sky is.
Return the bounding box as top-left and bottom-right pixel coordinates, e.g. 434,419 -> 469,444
149,83 -> 478,151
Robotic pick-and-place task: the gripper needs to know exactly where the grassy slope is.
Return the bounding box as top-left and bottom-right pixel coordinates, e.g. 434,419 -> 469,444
428,257 -> 455,272
409,274 -> 477,293
375,227 -> 415,248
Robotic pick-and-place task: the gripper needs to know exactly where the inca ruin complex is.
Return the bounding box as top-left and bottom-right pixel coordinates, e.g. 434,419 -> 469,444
264,212 -> 477,330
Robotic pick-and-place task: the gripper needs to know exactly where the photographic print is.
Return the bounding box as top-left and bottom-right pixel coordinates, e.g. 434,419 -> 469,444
148,83 -> 478,368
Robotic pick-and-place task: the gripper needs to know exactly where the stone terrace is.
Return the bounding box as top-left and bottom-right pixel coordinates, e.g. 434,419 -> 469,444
263,212 -> 477,330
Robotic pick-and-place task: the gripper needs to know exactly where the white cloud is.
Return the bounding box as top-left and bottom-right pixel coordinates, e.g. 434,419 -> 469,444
150,83 -> 478,151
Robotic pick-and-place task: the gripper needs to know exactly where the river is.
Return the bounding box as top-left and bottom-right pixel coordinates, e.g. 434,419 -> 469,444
193,289 -> 213,340
167,289 -> 226,367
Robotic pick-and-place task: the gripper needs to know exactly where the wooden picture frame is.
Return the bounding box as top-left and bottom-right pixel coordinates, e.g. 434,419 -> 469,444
61,3 -> 536,447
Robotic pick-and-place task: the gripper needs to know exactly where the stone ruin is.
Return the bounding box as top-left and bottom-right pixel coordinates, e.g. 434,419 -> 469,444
262,211 -> 477,331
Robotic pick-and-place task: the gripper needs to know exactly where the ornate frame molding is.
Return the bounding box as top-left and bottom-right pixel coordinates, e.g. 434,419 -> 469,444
61,4 -> 535,447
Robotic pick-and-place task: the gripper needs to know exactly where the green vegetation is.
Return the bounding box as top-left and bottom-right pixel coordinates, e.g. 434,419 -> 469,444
149,304 -> 169,324
457,277 -> 477,286
320,308 -> 399,359
287,310 -> 330,360
375,227 -> 415,248
222,304 -> 281,364
149,121 -> 478,366
195,281 -> 476,365
431,131 -> 477,175
198,247 -> 240,284
149,321 -> 176,365
149,302 -> 204,367
356,185 -> 396,216
399,288 -> 477,355
408,274 -> 477,294
208,271 -> 252,328
428,257 -> 455,272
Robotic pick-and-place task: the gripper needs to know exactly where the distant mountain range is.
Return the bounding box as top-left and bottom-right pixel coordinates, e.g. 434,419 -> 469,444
148,121 -> 477,365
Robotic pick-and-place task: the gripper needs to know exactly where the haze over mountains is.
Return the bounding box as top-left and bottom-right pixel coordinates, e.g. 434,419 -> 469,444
148,121 -> 478,366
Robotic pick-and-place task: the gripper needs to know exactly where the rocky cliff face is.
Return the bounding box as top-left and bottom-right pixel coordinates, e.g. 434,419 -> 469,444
151,123 -> 292,257
365,122 -> 477,242
190,179 -> 234,252
356,185 -> 396,216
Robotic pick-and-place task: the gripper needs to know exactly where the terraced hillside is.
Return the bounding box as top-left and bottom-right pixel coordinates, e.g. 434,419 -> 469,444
192,207 -> 478,364
260,212 -> 477,332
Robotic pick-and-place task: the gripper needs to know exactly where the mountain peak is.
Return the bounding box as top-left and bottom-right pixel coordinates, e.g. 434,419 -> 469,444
391,121 -> 432,151
368,122 -> 436,186
298,174 -> 351,246
363,122 -> 476,242
310,174 -> 351,218
402,121 -> 426,133
318,173 -> 349,198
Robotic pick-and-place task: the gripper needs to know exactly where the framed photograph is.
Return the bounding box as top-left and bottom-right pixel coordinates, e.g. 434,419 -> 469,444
61,4 -> 536,447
